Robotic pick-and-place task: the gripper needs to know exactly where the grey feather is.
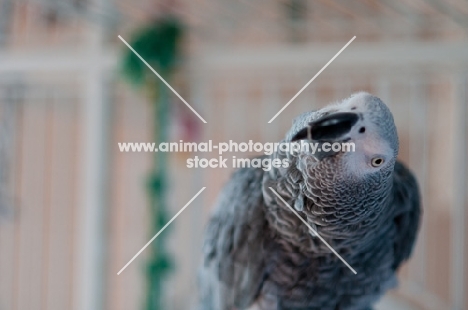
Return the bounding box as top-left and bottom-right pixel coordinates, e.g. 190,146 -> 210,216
199,92 -> 421,310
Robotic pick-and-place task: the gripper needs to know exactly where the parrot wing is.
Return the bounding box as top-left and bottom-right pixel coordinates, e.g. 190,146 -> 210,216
200,166 -> 268,310
391,160 -> 422,270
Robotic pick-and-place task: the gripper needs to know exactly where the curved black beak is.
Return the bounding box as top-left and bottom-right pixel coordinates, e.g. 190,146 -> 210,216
292,112 -> 359,142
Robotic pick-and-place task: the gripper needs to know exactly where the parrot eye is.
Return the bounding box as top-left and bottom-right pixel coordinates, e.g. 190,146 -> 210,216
371,157 -> 384,167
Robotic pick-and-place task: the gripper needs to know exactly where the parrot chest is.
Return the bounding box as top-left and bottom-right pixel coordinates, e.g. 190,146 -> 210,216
260,221 -> 398,310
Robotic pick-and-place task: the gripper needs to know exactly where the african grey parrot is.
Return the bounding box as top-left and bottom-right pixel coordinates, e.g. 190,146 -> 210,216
199,92 -> 421,310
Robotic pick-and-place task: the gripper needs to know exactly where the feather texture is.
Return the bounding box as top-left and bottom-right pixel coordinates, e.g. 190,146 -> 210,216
199,93 -> 421,310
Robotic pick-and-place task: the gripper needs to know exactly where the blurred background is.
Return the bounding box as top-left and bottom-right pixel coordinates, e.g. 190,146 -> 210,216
0,0 -> 467,309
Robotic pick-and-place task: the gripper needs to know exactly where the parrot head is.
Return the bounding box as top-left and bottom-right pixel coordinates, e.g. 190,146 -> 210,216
289,92 -> 398,180
283,92 -> 400,235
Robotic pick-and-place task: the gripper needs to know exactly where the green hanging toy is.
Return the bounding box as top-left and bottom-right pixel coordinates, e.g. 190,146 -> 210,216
121,16 -> 183,310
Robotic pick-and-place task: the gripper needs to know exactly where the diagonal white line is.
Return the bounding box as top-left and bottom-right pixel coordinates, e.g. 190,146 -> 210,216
268,187 -> 357,274
117,187 -> 206,275
268,36 -> 356,123
118,35 -> 207,124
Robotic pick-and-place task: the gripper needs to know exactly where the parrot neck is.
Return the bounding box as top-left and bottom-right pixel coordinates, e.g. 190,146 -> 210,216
263,168 -> 394,250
